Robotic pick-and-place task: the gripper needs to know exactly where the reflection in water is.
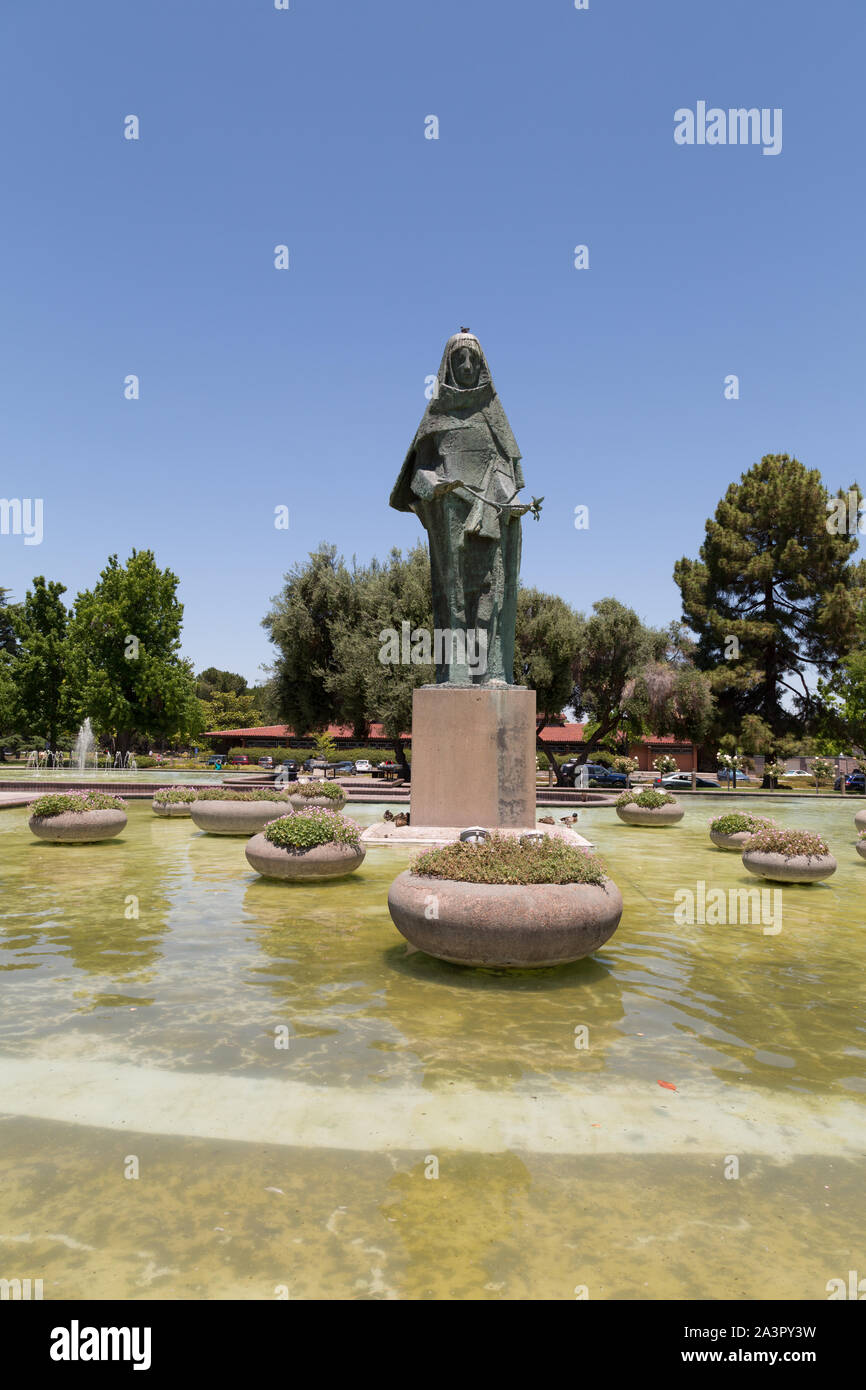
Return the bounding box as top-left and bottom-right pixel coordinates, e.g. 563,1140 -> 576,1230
0,796 -> 864,1298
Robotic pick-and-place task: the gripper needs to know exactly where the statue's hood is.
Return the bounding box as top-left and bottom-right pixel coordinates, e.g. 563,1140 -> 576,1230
390,333 -> 523,513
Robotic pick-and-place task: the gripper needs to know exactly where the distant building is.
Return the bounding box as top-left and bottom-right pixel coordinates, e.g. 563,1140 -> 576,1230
203,721 -> 700,769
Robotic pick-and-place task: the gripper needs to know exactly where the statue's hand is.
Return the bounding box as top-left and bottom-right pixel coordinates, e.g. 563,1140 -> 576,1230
432,479 -> 462,498
507,503 -> 533,518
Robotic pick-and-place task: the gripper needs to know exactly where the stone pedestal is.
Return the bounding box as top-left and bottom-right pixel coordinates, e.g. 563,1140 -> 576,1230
409,684 -> 537,830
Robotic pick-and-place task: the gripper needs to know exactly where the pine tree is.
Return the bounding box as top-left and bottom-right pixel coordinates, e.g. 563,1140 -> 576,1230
674,454 -> 866,740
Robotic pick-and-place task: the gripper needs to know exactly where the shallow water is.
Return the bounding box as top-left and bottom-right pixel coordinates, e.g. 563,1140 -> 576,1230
0,797 -> 863,1299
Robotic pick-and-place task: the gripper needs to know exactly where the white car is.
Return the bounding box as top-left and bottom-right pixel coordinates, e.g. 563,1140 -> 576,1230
354,759 -> 373,774
781,769 -> 813,779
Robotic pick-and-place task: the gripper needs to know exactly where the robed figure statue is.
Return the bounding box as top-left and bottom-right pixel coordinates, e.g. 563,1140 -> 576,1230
390,331 -> 531,685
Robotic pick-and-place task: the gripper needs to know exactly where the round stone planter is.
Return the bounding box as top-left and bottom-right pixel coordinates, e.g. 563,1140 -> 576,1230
28,809 -> 127,843
616,801 -> 683,827
190,799 -> 290,836
709,828 -> 754,851
742,849 -> 837,883
152,800 -> 193,818
856,840 -> 866,861
289,793 -> 346,812
387,870 -> 623,969
245,833 -> 365,881
854,810 -> 866,832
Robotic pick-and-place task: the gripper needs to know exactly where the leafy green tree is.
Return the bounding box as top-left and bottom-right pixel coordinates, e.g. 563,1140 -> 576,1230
195,667 -> 249,701
675,455 -> 866,740
514,588 -> 581,783
328,545 -> 433,774
66,550 -> 199,754
573,598 -> 667,755
816,649 -> 866,753
12,577 -> 70,749
200,689 -> 263,734
262,544 -> 359,738
0,587 -> 19,655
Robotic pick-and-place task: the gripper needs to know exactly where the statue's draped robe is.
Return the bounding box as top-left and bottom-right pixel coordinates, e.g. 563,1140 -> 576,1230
390,337 -> 524,684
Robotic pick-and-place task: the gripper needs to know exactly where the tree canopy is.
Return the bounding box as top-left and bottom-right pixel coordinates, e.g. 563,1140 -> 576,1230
674,454 -> 866,741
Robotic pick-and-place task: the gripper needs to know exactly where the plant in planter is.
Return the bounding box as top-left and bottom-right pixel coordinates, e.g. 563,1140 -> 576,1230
742,825 -> 837,883
28,791 -> 128,843
615,787 -> 684,826
708,811 -> 775,851
189,787 -> 293,836
387,833 -> 623,968
289,779 -> 347,810
856,830 -> 866,862
152,786 -> 199,818
245,808 -> 365,880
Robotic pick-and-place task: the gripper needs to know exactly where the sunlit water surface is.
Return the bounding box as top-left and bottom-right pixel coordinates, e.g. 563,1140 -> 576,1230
0,797 -> 863,1300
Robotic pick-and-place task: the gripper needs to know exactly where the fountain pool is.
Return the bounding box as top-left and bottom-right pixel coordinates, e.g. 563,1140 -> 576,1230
0,796 -> 863,1299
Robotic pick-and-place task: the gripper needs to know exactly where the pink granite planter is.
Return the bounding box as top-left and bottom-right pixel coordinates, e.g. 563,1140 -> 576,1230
245,833 -> 365,881
855,840 -> 866,861
387,870 -> 623,968
616,802 -> 683,827
28,809 -> 127,843
289,792 -> 346,812
190,799 -> 289,836
709,828 -> 754,851
742,849 -> 837,883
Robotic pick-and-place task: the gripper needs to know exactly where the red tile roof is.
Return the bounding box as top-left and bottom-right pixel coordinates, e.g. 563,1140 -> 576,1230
204,722 -> 689,747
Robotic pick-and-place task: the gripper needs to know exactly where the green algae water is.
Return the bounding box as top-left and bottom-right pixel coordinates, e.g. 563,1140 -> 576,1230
1,797 -> 864,1300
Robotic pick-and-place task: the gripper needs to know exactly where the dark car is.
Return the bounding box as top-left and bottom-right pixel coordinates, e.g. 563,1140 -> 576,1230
279,760 -> 300,782
330,760 -> 356,775
560,761 -> 628,789
205,755 -> 225,766
654,772 -> 720,789
834,771 -> 865,792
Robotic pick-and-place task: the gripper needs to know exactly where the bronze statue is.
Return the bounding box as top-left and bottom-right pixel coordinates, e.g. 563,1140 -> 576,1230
391,330 -> 538,685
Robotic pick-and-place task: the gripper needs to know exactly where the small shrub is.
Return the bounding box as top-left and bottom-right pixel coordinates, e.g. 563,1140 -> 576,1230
153,787 -> 199,805
134,755 -> 158,768
30,792 -> 127,818
616,788 -> 677,809
263,809 -> 362,850
710,812 -> 774,836
411,833 -> 608,886
746,826 -> 831,859
292,780 -> 344,800
194,788 -> 291,803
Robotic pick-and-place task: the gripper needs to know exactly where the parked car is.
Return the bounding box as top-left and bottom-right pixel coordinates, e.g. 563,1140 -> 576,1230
205,755 -> 224,766
258,756 -> 274,768
716,768 -> 754,783
228,755 -> 250,766
781,769 -> 813,780
560,761 -> 628,789
834,771 -> 865,792
654,772 -> 720,789
330,760 -> 356,775
354,759 -> 373,774
279,760 -> 300,782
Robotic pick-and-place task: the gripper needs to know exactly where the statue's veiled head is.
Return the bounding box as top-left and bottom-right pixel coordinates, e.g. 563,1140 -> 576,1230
450,341 -> 482,389
433,330 -> 493,408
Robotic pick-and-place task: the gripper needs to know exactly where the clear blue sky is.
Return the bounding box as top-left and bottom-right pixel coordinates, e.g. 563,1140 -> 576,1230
1,0 -> 863,685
